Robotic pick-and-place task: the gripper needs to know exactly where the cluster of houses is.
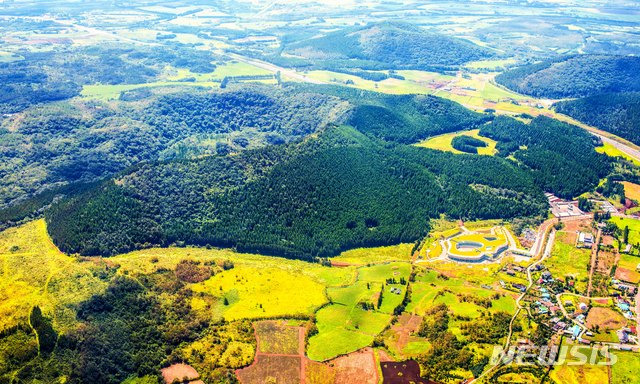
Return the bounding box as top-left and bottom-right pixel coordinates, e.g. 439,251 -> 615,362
617,326 -> 637,344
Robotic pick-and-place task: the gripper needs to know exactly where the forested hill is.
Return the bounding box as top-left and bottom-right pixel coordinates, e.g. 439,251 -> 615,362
45,113 -> 611,259
479,116 -> 610,198
0,86 -> 348,210
0,83 -> 488,218
282,22 -> 493,70
300,84 -> 491,143
554,92 -> 640,146
46,125 -> 549,259
495,55 -> 640,98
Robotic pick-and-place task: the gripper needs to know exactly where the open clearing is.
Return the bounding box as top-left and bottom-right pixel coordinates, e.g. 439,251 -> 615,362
597,142 -> 640,166
307,262 -> 410,361
415,129 -> 498,156
255,320 -> 301,355
612,351 -> 640,384
191,265 -> 327,321
616,254 -> 640,283
586,307 -> 627,331
332,243 -> 413,266
81,61 -> 273,100
0,220 -> 106,332
406,268 -> 516,319
546,231 -> 591,293
610,216 -> 640,246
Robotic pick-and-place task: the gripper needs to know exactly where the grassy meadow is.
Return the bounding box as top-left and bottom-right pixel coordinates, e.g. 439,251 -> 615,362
307,262 -> 411,361
81,61 -> 274,100
332,243 -> 413,265
597,142 -> 640,166
416,129 -> 498,155
0,220 -> 106,332
610,216 -> 640,245
546,231 -> 591,293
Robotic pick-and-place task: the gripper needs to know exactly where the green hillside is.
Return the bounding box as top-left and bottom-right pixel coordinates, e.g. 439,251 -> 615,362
46,125 -> 548,258
282,22 -> 493,70
495,55 -> 640,98
479,116 -> 610,198
0,84 -> 488,224
0,86 -> 346,209
555,92 -> 640,146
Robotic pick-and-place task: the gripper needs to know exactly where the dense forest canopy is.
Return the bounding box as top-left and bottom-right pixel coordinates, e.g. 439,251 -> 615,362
47,114 -> 610,259
554,92 -> 640,146
479,116 -> 610,198
281,22 -> 493,71
495,55 -> 640,98
0,86 -> 348,209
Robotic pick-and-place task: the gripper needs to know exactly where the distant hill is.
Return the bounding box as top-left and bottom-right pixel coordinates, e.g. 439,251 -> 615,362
495,55 -> 640,98
282,22 -> 493,70
555,92 -> 640,145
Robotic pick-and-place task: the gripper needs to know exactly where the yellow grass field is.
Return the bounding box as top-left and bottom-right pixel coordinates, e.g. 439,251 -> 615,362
332,243 -> 413,265
0,220 -> 106,332
622,181 -> 640,201
597,143 -> 640,166
191,265 -> 327,321
415,129 -> 498,155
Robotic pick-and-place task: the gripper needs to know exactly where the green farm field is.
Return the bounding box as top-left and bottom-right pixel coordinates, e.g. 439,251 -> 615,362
610,216 -> 640,245
612,351 -> 640,384
406,268 -> 516,319
307,262 -> 410,361
81,61 -> 273,100
546,231 -> 591,293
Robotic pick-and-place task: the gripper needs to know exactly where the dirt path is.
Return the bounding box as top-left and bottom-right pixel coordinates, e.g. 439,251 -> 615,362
299,327 -> 306,384
587,228 -> 602,297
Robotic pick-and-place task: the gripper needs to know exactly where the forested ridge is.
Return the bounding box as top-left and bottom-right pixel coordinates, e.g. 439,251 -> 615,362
479,116 -> 610,198
495,55 -> 640,98
281,22 -> 493,71
0,83 -> 485,214
0,86 -> 347,209
291,83 -> 491,143
47,124 -> 552,258
554,92 -> 640,146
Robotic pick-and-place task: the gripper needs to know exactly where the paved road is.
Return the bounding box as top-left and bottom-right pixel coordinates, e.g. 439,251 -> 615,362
472,229 -> 556,383
596,135 -> 640,163
226,53 -> 328,85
